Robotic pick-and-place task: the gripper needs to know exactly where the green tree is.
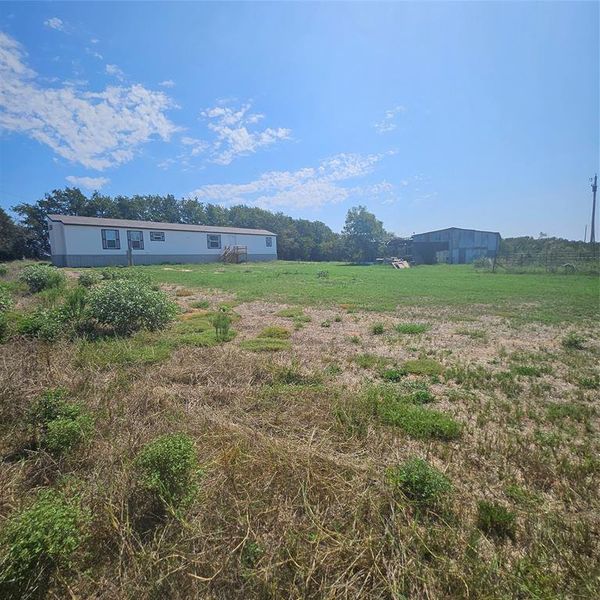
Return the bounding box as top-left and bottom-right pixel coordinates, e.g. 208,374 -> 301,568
342,205 -> 390,262
0,208 -> 30,261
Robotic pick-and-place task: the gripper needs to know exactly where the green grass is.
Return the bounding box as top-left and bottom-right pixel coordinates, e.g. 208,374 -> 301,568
124,262 -> 598,323
395,323 -> 430,334
402,358 -> 444,376
240,337 -> 291,352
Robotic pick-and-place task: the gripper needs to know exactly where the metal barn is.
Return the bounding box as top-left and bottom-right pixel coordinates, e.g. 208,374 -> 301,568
411,227 -> 501,265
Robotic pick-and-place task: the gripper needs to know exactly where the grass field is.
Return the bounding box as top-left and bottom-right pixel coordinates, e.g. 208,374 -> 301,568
0,260 -> 599,599
139,261 -> 599,323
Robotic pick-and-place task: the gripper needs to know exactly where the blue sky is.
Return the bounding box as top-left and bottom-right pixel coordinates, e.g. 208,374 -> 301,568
0,1 -> 598,239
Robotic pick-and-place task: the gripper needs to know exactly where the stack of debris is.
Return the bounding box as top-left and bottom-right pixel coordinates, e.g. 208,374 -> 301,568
391,259 -> 410,269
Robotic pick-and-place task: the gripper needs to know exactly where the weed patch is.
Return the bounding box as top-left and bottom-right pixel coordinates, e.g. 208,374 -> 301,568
240,337 -> 291,352
395,323 -> 430,335
0,490 -> 88,597
387,458 -> 452,504
135,433 -> 201,510
477,501 -> 516,540
402,358 -> 444,376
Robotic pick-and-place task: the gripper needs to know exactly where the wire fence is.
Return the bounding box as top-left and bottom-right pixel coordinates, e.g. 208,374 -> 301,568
488,247 -> 600,275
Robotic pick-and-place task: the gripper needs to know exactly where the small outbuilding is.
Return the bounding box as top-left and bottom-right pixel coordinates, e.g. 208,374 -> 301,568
47,215 -> 278,267
411,227 -> 501,265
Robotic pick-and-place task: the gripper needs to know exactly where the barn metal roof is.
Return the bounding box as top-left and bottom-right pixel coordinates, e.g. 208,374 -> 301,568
48,215 -> 276,236
412,227 -> 501,238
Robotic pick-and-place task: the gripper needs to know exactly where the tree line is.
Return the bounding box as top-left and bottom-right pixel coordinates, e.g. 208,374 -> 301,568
2,188 -> 391,263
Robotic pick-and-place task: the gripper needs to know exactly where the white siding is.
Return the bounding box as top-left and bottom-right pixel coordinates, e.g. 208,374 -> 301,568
49,221 -> 277,266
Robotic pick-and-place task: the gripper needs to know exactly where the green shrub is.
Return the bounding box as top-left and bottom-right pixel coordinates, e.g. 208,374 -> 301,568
410,388 -> 435,404
28,389 -> 93,455
135,433 -> 200,508
17,309 -> 63,342
20,264 -> 66,293
212,310 -> 232,341
379,401 -> 461,440
476,500 -> 516,540
395,323 -> 429,335
88,279 -> 177,335
387,458 -> 451,503
0,264 -> 8,276
78,271 -> 102,288
259,326 -> 290,339
371,322 -> 385,335
380,367 -> 405,382
0,489 -> 88,596
99,267 -> 152,285
0,285 -> 13,313
561,332 -> 585,350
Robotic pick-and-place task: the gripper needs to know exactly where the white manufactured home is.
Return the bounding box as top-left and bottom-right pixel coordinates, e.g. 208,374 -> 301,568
48,215 -> 278,267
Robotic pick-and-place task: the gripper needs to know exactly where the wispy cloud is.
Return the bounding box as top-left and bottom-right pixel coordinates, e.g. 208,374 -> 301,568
200,102 -> 291,165
374,105 -> 406,134
0,32 -> 179,170
159,80 -> 175,88
189,152 -> 393,209
105,63 -> 125,81
66,175 -> 109,190
44,17 -> 65,32
181,136 -> 209,156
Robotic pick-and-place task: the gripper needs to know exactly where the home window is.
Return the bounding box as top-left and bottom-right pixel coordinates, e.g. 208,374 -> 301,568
207,234 -> 221,249
266,236 -> 273,247
101,229 -> 120,250
150,231 -> 165,242
127,230 -> 144,250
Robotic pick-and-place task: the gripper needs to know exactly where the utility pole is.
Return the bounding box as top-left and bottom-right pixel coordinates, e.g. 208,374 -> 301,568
591,174 -> 597,244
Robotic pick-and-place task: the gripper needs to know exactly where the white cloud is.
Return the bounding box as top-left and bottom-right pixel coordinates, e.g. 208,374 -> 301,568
66,175 -> 109,189
90,38 -> 99,44
105,63 -> 125,81
0,32 -> 179,170
44,17 -> 65,32
200,102 -> 291,165
374,105 -> 406,134
181,135 -> 209,156
159,80 -> 175,88
189,152 -> 390,209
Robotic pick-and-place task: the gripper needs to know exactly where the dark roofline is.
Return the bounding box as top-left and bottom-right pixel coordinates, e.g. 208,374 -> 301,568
47,215 -> 277,236
413,227 -> 501,237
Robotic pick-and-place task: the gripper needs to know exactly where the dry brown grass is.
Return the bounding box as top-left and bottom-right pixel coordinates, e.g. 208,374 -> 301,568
0,273 -> 599,599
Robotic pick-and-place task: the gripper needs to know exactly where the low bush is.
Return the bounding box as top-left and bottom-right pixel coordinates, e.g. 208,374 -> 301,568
387,458 -> 452,504
78,271 -> 102,288
99,267 -> 152,285
259,326 -> 290,339
88,279 -> 177,335
0,489 -> 88,597
20,264 -> 66,293
0,264 -> 8,276
0,285 -> 13,313
135,433 -> 200,509
561,332 -> 585,350
380,367 -> 405,382
476,500 -> 516,540
28,389 -> 93,455
395,323 -> 430,335
371,322 -> 385,335
17,309 -> 64,342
